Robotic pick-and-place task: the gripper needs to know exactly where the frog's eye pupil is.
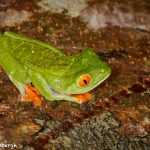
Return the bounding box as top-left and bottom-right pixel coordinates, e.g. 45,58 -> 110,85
83,79 -> 87,84
78,74 -> 91,87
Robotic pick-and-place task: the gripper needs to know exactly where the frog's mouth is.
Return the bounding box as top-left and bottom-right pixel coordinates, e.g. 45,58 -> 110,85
48,85 -> 92,104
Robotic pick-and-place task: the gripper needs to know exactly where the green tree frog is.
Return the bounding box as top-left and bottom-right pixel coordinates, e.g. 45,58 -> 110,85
0,32 -> 111,106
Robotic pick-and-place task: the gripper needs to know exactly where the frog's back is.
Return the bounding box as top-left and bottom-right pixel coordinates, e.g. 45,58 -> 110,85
0,32 -> 73,74
3,31 -> 65,55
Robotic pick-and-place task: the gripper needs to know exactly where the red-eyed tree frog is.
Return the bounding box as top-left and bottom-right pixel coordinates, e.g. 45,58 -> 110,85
0,32 -> 111,106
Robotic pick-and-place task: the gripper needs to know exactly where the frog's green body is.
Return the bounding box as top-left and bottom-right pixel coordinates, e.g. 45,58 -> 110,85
0,32 -> 111,104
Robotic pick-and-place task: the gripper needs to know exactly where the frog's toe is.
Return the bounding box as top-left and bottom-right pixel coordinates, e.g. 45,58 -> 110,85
33,97 -> 42,106
75,93 -> 93,104
22,95 -> 32,102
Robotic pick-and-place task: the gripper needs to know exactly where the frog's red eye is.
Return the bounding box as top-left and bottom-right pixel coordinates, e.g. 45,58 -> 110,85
78,74 -> 91,87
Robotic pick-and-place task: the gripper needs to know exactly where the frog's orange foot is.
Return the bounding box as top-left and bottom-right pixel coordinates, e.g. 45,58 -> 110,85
23,83 -> 42,106
72,93 -> 93,104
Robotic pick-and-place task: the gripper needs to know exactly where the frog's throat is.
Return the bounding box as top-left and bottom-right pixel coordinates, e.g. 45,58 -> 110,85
48,84 -> 92,102
48,84 -> 78,97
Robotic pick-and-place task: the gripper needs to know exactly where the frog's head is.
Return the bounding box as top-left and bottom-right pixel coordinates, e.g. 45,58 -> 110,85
47,49 -> 111,103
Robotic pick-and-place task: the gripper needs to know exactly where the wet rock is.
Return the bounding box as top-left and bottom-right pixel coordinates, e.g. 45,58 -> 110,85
15,121 -> 42,136
0,9 -> 32,27
24,113 -> 150,149
0,103 -> 10,116
81,1 -> 150,31
130,82 -> 147,93
0,0 -> 16,10
37,0 -> 87,17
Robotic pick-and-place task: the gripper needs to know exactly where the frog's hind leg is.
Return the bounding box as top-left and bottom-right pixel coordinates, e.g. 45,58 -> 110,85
8,76 -> 26,100
0,52 -> 33,103
8,76 -> 42,106
1,53 -> 42,106
0,37 -> 42,106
